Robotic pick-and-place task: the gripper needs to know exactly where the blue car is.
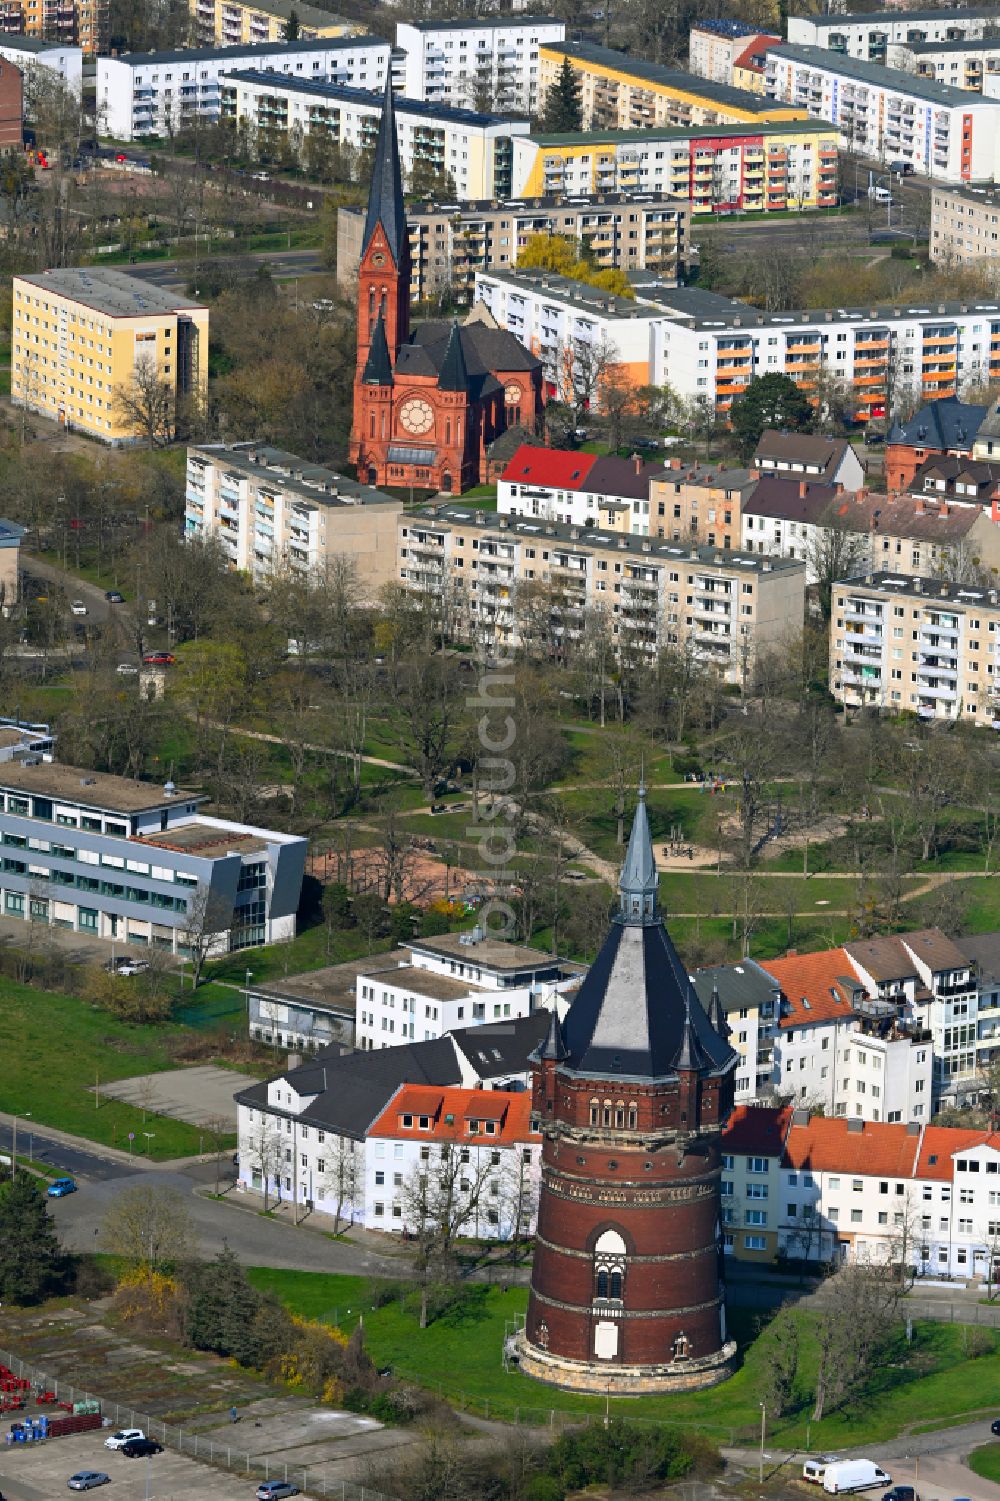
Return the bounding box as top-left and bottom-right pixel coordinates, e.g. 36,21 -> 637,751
47,1178 -> 77,1198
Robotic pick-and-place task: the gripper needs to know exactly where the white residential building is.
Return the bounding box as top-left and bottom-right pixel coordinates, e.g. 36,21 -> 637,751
689,20 -> 768,85
395,16 -> 565,116
786,8 -> 1000,63
98,35 -> 389,140
0,35 -> 81,103
765,42 -> 1000,183
356,930 -> 579,1052
224,72 -> 530,200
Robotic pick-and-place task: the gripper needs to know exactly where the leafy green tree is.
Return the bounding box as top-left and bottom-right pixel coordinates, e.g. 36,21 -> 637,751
542,56 -> 583,133
730,372 -> 813,457
185,1244 -> 290,1368
0,1174 -> 70,1305
284,8 -> 300,39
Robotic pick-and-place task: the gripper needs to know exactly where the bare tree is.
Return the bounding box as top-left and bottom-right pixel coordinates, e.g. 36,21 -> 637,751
99,1185 -> 193,1269
811,1259 -> 906,1421
247,1110 -> 282,1213
114,355 -> 175,448
321,1135 -> 361,1232
179,884 -> 233,988
398,1143 -> 491,1328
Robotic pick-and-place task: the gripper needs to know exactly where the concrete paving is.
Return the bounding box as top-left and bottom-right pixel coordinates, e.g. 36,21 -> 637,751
0,1428 -> 282,1500
92,1065 -> 259,1128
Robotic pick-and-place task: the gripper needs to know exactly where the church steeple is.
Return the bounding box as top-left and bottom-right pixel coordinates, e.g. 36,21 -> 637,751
619,781 -> 658,925
362,73 -> 406,266
362,311 -> 393,387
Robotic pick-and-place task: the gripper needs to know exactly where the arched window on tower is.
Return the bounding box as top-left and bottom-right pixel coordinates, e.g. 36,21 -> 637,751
380,288 -> 387,319
672,1332 -> 690,1361
615,1101 -> 625,1129
602,1101 -> 612,1128
368,286 -> 375,331
593,1228 -> 626,1305
589,1098 -> 599,1126
628,1103 -> 638,1129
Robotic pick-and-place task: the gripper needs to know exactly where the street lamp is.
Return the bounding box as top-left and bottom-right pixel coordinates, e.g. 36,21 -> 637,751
11,1112 -> 31,1176
143,1132 -> 155,1156
759,1400 -> 766,1484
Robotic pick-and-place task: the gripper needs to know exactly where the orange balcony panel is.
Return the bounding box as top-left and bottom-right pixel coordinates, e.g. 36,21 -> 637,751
786,341 -> 821,354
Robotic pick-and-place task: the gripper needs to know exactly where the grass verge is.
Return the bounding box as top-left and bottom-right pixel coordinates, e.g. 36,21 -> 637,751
969,1445 -> 1000,1483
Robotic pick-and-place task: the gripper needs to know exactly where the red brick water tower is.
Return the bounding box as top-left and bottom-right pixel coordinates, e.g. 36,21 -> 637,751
518,788 -> 738,1393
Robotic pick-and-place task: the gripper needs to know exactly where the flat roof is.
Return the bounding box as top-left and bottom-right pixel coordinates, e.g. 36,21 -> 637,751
382,964 -> 486,1000
409,502 -> 804,573
898,35 -> 1000,53
543,38 -> 806,115
789,6 -> 1000,27
480,265 -> 664,317
405,14 -> 560,31
0,762 -> 202,815
251,956 -> 392,1012
15,268 -> 204,319
411,931 -> 579,973
117,34 -> 378,65
0,518 -> 25,546
0,34 -> 75,53
139,823 -> 269,858
836,571 -> 1000,608
228,70 -> 525,126
528,117 -> 834,146
341,191 -> 691,219
189,443 -> 399,509
631,281 -> 1000,331
768,41 -> 995,106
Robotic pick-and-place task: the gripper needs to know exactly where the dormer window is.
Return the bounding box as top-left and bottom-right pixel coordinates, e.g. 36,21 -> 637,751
419,1116 -> 430,1130
402,1113 -> 413,1128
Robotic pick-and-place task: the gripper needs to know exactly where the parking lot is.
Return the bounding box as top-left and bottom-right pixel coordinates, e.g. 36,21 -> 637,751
0,1429 -> 304,1500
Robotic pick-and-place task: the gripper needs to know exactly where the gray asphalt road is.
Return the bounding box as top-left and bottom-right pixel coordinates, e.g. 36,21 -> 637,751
0,1122 -> 128,1183
125,248 -> 328,291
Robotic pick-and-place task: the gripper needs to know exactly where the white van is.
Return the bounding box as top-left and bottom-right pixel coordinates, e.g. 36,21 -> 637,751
823,1460 -> 891,1494
868,185 -> 892,204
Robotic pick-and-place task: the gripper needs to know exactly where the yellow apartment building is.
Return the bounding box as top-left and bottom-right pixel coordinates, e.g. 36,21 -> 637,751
12,269 -> 209,447
189,0 -> 350,46
539,40 -> 809,131
0,0 -> 106,54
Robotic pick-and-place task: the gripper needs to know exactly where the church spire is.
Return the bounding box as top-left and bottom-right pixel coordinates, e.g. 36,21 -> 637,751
619,782 -> 658,925
438,319 -> 471,392
538,1007 -> 568,1062
362,310 -> 393,386
362,73 -> 406,266
708,982 -> 731,1041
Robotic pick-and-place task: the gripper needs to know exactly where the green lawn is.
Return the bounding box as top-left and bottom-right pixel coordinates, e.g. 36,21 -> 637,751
0,974 -> 231,1158
247,1268 -> 1000,1444
969,1445 -> 1000,1483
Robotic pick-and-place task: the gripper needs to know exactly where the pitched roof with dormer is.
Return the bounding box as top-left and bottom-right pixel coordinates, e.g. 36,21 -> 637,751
759,948 -> 858,1028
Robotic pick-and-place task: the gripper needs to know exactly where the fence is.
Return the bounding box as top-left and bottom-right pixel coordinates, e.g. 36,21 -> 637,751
0,1345 -> 391,1500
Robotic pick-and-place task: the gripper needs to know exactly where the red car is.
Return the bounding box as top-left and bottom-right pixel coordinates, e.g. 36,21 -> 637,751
142,651 -> 175,666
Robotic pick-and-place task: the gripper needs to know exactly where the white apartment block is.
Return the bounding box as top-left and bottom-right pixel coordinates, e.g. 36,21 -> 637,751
886,37 -> 1000,93
355,930 -> 578,1052
185,443 -> 401,598
395,16 -> 564,116
98,35 -> 388,140
0,35 -> 81,103
223,72 -> 529,201
830,573 -> 1000,731
786,8 -> 1000,63
765,43 -> 1000,183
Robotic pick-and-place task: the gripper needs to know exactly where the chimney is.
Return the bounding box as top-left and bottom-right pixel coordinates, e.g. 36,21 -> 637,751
633,454 -> 642,475
906,1121 -> 920,1136
670,456 -> 682,470
915,497 -> 925,515
847,1117 -> 864,1134
799,480 -> 808,497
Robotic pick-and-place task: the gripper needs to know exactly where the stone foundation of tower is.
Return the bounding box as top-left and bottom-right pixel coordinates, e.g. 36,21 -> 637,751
515,1334 -> 737,1394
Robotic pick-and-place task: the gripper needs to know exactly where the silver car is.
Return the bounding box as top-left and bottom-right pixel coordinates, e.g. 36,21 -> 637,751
68,1474 -> 110,1491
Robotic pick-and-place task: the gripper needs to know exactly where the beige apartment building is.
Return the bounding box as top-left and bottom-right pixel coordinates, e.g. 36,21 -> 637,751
830,573 -> 1000,728
930,184 -> 1000,265
337,195 -> 689,306
399,505 -> 805,680
0,518 -> 22,614
185,443 -> 401,598
648,460 -> 756,547
190,0 -> 350,46
12,269 -> 208,447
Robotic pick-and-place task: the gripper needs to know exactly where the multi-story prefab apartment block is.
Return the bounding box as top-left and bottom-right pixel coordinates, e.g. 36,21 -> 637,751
830,572 -> 1000,730
0,763 -> 306,953
184,443 -> 401,598
190,0 -> 351,48
395,16 -> 565,117
98,36 -> 388,140
786,8 -> 1000,63
11,269 -> 208,447
765,42 -> 1000,183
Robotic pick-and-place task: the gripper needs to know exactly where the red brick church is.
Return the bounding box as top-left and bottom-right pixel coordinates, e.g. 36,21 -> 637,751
518,788 -> 739,1393
349,80 -> 543,495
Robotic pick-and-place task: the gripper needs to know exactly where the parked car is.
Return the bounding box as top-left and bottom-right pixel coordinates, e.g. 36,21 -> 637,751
868,185 -> 893,204
121,1439 -> 163,1458
992,1418 -> 1000,1435
47,1178 -> 77,1198
883,1488 -> 918,1501
142,651 -> 175,666
255,1484 -> 300,1500
105,590 -> 125,604
105,1428 -> 145,1450
116,662 -> 139,675
104,956 -> 149,977
70,600 -> 87,616
68,1475 -> 110,1491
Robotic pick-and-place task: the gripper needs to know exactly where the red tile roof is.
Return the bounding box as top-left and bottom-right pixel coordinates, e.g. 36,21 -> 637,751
734,32 -> 780,71
782,1116 -> 921,1177
759,948 -> 857,1028
499,445 -> 599,491
368,1086 -> 533,1144
915,1126 -> 996,1180
722,1103 -> 791,1156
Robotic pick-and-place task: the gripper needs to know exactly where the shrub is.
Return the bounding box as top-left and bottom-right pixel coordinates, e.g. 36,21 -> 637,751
524,1477 -> 565,1501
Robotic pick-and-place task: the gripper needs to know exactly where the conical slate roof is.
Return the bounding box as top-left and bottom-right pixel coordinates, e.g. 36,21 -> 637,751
538,1007 -> 568,1061
438,319 -> 471,392
708,982 -> 731,1040
555,791 -> 737,1082
362,74 -> 406,266
362,311 -> 393,386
